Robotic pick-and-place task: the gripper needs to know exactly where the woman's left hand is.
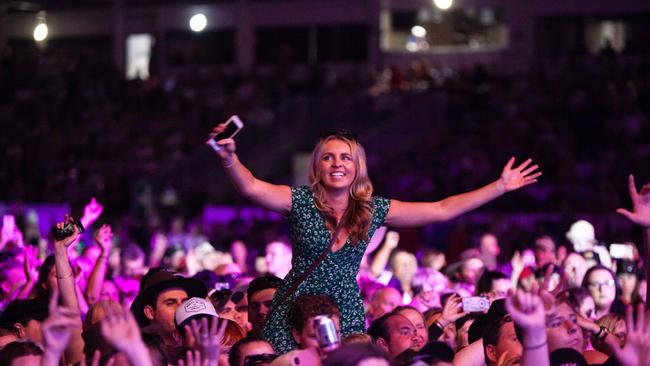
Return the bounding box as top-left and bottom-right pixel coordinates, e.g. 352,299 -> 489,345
497,157 -> 542,193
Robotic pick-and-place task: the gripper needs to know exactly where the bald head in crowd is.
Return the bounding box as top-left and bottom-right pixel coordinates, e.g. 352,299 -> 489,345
367,287 -> 402,323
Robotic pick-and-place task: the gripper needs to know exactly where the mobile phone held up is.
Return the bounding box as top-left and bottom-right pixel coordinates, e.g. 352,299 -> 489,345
54,217 -> 85,241
610,243 -> 635,260
462,296 -> 490,313
207,115 -> 244,152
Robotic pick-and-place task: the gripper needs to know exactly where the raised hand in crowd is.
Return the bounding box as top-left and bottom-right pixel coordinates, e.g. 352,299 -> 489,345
101,311 -> 154,366
41,289 -> 83,366
79,350 -> 111,366
185,317 -> 228,366
54,214 -> 82,249
370,230 -> 400,278
437,293 -> 467,329
617,174 -> 650,228
496,158 -> 542,193
80,197 -> 104,230
16,245 -> 39,299
207,124 -> 237,162
52,215 -> 85,363
85,224 -> 113,304
0,214 -> 23,251
95,224 -> 113,254
149,232 -> 168,268
617,175 -> 650,310
179,350 -> 209,366
505,291 -> 549,366
605,304 -> 650,366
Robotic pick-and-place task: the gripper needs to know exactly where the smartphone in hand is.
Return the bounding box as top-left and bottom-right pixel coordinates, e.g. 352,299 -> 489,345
462,296 -> 490,313
208,115 -> 244,152
610,243 -> 635,260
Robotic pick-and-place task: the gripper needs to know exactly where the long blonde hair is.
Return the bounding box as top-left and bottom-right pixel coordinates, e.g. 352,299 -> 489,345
308,135 -> 374,245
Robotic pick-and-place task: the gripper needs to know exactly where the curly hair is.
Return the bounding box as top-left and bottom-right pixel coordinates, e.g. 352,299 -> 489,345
290,294 -> 340,331
308,135 -> 373,245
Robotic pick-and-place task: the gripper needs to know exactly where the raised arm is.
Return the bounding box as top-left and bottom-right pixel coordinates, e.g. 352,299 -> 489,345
506,291 -> 549,366
369,230 -> 398,278
53,216 -> 85,364
80,197 -> 104,231
85,224 -> 112,305
385,158 -> 541,227
208,125 -> 291,215
616,174 -> 650,308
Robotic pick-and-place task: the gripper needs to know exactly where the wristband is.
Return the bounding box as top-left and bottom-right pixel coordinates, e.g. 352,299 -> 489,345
523,340 -> 547,350
222,159 -> 235,168
56,272 -> 73,279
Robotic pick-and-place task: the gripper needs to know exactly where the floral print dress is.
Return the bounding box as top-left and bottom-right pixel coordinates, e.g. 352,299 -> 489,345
262,186 -> 390,353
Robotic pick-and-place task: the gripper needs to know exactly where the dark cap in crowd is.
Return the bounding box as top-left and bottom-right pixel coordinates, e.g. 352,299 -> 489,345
549,348 -> 588,366
247,276 -> 282,302
0,298 -> 49,329
131,267 -> 207,326
616,260 -> 639,276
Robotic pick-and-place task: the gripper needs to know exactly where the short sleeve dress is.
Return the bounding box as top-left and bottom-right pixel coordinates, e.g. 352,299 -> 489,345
262,186 -> 391,353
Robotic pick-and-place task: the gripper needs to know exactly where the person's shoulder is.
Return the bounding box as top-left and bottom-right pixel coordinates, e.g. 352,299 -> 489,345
291,185 -> 314,199
371,195 -> 391,210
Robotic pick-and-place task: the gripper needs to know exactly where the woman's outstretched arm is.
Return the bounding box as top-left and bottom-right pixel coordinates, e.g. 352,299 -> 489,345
209,125 -> 291,215
385,157 -> 541,227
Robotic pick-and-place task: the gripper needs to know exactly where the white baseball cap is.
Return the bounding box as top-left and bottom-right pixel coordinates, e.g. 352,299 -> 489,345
175,297 -> 218,329
566,220 -> 596,250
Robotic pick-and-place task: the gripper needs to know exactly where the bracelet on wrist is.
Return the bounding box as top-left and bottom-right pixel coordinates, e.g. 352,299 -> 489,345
596,326 -> 608,341
56,272 -> 73,279
523,340 -> 547,350
222,159 -> 235,168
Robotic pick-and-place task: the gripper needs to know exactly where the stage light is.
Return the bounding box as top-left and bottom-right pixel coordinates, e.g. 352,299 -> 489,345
33,23 -> 48,41
189,13 -> 207,32
411,25 -> 427,38
434,0 -> 453,10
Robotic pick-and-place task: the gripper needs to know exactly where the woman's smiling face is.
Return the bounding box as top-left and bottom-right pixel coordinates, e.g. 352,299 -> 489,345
318,139 -> 356,191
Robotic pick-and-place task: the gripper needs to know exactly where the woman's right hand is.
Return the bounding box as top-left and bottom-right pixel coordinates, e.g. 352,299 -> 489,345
208,124 -> 237,161
440,293 -> 467,326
